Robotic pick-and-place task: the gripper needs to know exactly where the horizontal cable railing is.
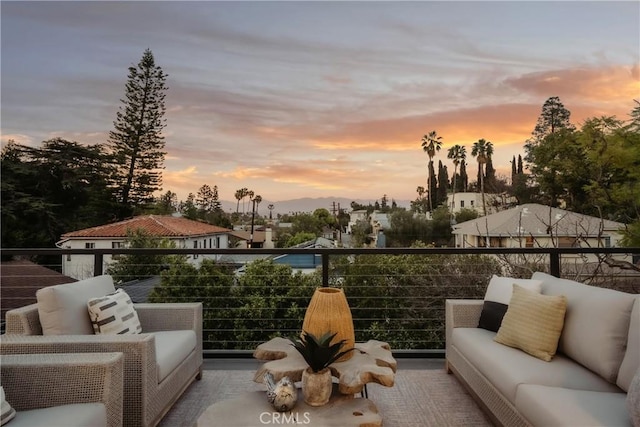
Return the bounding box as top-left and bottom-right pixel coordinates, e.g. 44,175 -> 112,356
2,247 -> 639,357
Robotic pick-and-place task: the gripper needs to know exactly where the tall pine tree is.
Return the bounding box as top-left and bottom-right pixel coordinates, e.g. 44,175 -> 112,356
109,49 -> 168,211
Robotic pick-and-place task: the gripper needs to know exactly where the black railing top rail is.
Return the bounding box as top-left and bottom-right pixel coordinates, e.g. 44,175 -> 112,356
3,246 -> 639,280
3,247 -> 637,256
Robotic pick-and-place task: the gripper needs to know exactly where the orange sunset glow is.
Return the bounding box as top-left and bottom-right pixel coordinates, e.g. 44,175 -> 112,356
2,2 -> 638,205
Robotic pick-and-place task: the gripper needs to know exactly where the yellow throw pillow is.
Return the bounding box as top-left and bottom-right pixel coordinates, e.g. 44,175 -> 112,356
495,284 -> 567,362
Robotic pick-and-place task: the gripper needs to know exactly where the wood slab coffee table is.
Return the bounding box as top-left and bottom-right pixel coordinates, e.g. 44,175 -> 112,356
196,387 -> 382,427
253,338 -> 397,395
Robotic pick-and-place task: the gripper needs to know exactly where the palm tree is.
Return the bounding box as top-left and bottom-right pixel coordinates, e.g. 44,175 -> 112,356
471,139 -> 494,216
421,131 -> 443,212
253,194 -> 262,214
234,189 -> 243,214
447,144 -> 467,217
244,189 -> 254,215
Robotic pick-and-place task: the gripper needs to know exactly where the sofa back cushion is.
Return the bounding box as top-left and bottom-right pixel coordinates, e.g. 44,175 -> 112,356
532,272 -> 636,383
478,275 -> 543,332
36,275 -> 116,335
617,297 -> 640,391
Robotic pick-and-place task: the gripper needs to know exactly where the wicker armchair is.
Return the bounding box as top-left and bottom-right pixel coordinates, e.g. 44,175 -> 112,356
0,352 -> 124,427
0,276 -> 203,427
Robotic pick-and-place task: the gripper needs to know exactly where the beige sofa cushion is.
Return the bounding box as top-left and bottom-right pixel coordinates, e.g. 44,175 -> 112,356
516,384 -> 629,427
533,272 -> 636,382
36,275 -> 116,335
495,284 -> 567,362
618,297 -> 640,392
154,330 -> 197,383
451,328 -> 620,403
9,403 -> 107,427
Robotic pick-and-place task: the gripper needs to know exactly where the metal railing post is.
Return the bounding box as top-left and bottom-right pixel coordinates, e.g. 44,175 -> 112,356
94,253 -> 104,277
549,250 -> 561,277
322,252 -> 329,286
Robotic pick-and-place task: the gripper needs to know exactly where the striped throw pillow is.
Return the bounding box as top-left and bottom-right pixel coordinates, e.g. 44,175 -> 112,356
494,284 -> 567,362
1,386 -> 16,426
87,288 -> 142,335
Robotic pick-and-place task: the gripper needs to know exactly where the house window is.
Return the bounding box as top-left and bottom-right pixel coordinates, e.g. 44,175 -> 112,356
470,201 -> 474,207
604,236 -> 611,247
193,241 -> 198,259
216,237 -> 221,248
112,242 -> 124,259
66,245 -> 71,261
85,242 -> 95,249
525,236 -> 534,248
460,200 -> 464,208
558,237 -> 578,248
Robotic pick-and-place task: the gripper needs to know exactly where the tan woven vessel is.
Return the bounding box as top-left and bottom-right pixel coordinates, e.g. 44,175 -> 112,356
302,287 -> 355,362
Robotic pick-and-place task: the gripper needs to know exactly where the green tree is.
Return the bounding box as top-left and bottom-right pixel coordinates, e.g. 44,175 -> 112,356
411,186 -> 428,214
436,160 -> 449,208
385,210 -> 432,247
179,193 -> 198,219
525,96 -> 575,156
421,131 -> 443,212
471,139 -> 494,216
109,48 -> 168,210
232,260 -> 318,348
447,144 -> 466,211
1,138 -> 117,250
284,232 -> 317,248
106,229 -> 185,283
332,252 -> 501,349
149,258 -> 237,349
150,191 -> 177,215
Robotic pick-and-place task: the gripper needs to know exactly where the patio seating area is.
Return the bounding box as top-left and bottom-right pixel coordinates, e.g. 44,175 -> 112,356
1,247 -> 638,426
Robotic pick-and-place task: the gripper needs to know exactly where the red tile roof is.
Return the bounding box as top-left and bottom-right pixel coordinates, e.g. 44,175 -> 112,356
61,215 -> 232,238
1,259 -> 76,321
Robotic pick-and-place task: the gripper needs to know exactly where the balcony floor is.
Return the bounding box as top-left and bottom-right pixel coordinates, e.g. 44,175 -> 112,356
160,358 -> 494,426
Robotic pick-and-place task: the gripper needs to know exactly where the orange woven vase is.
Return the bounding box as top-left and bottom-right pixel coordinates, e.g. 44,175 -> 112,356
302,287 -> 355,362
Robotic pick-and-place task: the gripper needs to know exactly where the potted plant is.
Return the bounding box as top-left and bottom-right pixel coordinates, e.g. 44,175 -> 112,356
290,330 -> 355,406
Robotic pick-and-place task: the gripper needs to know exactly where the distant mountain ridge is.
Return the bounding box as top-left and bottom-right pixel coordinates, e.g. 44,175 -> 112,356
219,197 -> 411,215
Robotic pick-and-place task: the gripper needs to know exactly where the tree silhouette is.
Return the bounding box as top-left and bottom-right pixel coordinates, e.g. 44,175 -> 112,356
421,131 -> 442,212
108,49 -> 168,211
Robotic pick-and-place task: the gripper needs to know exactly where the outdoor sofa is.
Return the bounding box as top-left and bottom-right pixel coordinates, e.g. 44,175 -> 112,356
1,352 -> 124,427
446,272 -> 639,426
0,274 -> 203,427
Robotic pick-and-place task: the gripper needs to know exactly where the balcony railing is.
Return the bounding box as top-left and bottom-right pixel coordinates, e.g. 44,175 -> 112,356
3,247 -> 639,357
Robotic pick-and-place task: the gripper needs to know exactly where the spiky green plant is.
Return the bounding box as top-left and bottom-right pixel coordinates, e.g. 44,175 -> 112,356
290,331 -> 355,373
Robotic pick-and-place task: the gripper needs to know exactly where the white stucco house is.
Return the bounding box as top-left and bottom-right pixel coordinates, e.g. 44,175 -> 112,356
452,203 -> 625,250
447,192 -> 517,216
346,210 -> 369,234
56,214 -> 234,280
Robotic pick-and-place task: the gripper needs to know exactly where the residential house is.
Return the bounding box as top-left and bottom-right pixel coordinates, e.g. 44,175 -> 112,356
231,226 -> 275,249
452,203 -> 625,250
346,210 -> 369,234
57,215 -> 234,280
447,192 -> 517,216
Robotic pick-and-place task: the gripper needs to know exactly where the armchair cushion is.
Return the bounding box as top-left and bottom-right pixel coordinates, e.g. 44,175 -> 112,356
88,289 -> 142,335
1,387 -> 16,425
8,403 -> 106,427
36,275 -> 115,335
154,330 -> 197,382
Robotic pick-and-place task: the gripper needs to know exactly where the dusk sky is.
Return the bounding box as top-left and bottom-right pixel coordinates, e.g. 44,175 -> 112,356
2,1 -> 638,205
